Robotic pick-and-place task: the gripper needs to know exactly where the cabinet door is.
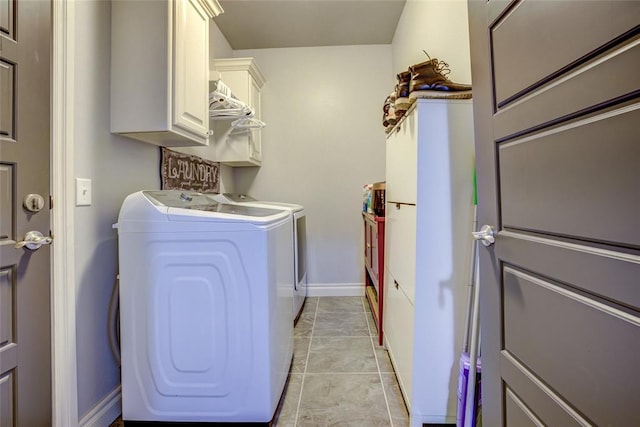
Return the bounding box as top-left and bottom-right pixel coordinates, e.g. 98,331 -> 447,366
370,221 -> 379,285
173,0 -> 210,140
364,218 -> 373,273
383,268 -> 414,408
385,203 -> 416,303
248,77 -> 262,162
364,216 -> 380,291
386,109 -> 417,204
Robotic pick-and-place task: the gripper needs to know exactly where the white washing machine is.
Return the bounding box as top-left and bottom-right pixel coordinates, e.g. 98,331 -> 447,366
213,193 -> 307,321
116,190 -> 294,423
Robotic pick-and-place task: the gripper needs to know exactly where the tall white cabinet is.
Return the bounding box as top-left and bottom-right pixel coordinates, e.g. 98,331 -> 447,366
111,0 -> 222,147
383,99 -> 475,426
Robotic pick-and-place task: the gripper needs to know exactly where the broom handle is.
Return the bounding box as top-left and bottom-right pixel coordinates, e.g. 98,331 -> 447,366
464,239 -> 481,427
462,205 -> 478,352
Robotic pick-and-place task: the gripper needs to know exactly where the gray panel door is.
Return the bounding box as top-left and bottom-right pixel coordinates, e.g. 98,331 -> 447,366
0,0 -> 52,425
469,1 -> 640,426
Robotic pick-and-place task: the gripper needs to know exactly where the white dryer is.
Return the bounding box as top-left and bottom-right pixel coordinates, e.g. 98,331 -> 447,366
116,190 -> 294,423
214,193 -> 307,321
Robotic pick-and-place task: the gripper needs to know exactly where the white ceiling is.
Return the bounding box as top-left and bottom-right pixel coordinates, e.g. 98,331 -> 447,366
214,0 -> 407,50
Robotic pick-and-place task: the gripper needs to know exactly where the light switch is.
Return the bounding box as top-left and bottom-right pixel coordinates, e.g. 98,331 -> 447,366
75,178 -> 92,206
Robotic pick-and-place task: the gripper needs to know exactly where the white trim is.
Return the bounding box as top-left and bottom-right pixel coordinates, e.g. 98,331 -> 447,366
51,1 -> 78,426
78,386 -> 121,427
306,282 -> 365,297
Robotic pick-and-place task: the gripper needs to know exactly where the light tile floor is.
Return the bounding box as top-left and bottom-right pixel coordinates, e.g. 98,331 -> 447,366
273,296 -> 410,427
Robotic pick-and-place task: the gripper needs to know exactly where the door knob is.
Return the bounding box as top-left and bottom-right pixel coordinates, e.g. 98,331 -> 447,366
472,225 -> 495,247
15,231 -> 53,251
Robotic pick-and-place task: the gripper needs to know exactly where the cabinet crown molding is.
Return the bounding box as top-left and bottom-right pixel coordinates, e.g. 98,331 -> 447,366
201,0 -> 224,18
211,57 -> 267,88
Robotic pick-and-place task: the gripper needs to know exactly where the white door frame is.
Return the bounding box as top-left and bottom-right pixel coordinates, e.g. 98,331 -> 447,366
51,1 -> 79,425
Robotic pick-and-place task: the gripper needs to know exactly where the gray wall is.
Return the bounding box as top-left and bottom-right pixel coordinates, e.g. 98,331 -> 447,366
232,45 -> 391,290
73,0 -> 159,419
391,0 -> 472,83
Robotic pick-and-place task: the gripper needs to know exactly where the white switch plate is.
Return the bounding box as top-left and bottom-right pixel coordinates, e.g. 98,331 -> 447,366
75,178 -> 92,206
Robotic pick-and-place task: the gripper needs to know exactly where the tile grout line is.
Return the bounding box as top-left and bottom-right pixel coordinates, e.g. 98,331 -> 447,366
363,297 -> 396,427
293,297 -> 319,427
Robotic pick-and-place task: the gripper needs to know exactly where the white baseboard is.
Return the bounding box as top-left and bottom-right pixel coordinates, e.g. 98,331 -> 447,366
306,282 -> 365,297
79,386 -> 121,427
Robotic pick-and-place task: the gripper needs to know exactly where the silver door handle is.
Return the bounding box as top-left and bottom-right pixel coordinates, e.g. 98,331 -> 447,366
472,225 -> 495,247
15,231 -> 53,251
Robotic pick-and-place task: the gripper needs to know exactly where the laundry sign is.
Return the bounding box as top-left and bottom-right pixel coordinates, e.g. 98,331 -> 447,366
160,147 -> 220,193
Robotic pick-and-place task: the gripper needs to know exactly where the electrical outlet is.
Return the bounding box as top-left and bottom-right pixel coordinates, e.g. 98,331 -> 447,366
75,178 -> 92,206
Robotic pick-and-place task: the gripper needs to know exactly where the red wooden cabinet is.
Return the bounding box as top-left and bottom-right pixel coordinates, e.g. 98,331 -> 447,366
363,212 -> 385,345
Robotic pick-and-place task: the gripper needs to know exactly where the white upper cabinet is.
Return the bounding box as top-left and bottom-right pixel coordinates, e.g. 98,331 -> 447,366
111,0 -> 223,147
211,58 -> 266,167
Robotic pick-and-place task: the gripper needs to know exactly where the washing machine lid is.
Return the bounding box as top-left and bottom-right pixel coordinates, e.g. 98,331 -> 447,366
143,191 -> 287,222
219,193 -> 256,203
257,201 -> 304,210
218,193 -> 304,212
